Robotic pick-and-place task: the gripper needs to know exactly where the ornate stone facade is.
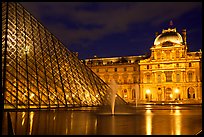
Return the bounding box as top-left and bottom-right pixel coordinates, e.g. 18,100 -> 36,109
85,26 -> 202,104
139,27 -> 202,103
84,55 -> 148,103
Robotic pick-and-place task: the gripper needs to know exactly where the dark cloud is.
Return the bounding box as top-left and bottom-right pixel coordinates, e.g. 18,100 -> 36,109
21,2 -> 202,59
21,2 -> 201,42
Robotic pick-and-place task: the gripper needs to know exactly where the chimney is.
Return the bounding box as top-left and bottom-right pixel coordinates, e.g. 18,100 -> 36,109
182,29 -> 187,45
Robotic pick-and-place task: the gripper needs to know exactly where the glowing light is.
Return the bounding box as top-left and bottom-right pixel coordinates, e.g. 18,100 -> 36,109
22,112 -> 25,126
170,94 -> 173,98
175,88 -> 179,93
30,93 -> 34,98
146,89 -> 151,94
29,111 -> 34,135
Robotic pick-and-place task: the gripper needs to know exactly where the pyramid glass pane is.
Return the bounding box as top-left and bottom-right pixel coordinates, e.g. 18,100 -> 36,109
1,2 -> 125,109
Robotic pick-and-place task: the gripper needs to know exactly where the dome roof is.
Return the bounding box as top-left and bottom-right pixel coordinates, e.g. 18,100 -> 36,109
154,28 -> 183,46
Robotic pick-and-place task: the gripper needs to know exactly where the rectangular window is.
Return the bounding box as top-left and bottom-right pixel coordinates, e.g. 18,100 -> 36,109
189,63 -> 192,67
176,50 -> 179,58
124,67 -> 126,72
188,72 -> 193,82
165,71 -> 172,82
176,73 -> 180,82
114,68 -> 117,72
157,52 -> 160,59
166,51 -> 170,59
158,74 -> 161,83
133,76 -> 137,83
147,74 -> 150,83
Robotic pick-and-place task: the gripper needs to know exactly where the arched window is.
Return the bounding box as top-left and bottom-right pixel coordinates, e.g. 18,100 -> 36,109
187,87 -> 195,99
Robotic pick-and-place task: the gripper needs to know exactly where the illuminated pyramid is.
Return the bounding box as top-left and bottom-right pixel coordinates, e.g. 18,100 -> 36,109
2,2 -> 125,109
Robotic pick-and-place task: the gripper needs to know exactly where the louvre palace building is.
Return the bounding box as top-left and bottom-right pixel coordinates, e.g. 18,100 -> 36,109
85,26 -> 202,104
2,2 -> 202,109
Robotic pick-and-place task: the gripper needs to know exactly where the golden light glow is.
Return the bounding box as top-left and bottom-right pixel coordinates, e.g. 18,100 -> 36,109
29,111 -> 34,135
145,109 -> 152,135
21,112 -> 25,126
174,109 -> 181,135
3,2 -> 119,109
175,88 -> 179,93
146,89 -> 151,94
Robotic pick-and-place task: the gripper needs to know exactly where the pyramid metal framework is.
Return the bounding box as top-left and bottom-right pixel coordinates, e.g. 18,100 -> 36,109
2,2 -> 125,109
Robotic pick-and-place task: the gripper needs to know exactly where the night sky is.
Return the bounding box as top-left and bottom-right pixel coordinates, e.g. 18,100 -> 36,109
21,2 -> 202,60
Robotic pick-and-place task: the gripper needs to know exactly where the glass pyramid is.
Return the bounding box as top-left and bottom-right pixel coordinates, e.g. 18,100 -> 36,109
2,2 -> 125,109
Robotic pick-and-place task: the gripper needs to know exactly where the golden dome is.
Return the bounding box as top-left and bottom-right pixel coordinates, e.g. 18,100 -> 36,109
154,28 -> 183,46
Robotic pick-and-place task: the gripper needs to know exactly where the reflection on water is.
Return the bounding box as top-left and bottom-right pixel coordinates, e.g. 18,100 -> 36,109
174,109 -> 181,135
2,106 -> 202,135
29,111 -> 34,135
145,109 -> 152,135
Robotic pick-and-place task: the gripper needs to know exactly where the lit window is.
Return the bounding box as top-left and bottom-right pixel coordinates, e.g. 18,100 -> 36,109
146,73 -> 150,83
188,72 -> 193,82
166,50 -> 170,59
176,50 -> 179,58
157,52 -> 160,59
176,73 -> 180,82
158,74 -> 161,83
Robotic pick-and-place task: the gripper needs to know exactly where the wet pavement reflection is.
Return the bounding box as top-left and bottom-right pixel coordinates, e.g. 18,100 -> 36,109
2,105 -> 202,135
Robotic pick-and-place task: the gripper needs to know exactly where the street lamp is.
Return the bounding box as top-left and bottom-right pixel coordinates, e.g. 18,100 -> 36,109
174,88 -> 180,100
175,88 -> 179,94
146,89 -> 151,101
146,89 -> 151,94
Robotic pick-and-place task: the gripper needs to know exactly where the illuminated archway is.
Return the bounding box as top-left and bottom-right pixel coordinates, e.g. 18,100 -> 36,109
187,87 -> 195,99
